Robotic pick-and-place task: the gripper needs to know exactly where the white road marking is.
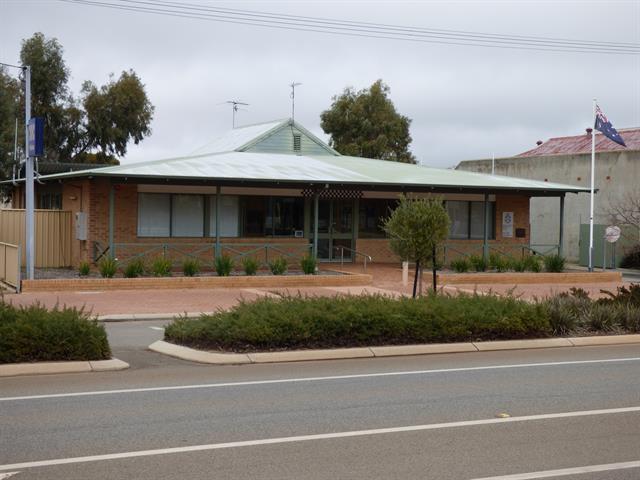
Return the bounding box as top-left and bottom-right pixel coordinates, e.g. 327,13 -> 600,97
2,356 -> 640,402
470,460 -> 640,479
0,406 -> 638,472
148,326 -> 165,331
0,473 -> 20,479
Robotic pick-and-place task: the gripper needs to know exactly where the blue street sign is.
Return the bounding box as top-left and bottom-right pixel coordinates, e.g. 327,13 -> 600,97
28,117 -> 44,157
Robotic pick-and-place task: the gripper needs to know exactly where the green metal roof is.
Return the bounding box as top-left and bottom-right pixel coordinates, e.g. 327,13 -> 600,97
5,119 -> 590,195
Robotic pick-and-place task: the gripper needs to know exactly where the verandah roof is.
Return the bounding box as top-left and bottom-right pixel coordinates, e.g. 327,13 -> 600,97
24,150 -> 590,196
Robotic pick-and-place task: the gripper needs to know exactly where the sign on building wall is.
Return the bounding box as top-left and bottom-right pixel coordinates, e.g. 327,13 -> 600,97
502,212 -> 514,238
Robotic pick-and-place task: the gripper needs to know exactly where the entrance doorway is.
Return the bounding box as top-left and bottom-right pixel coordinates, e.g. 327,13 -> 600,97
313,199 -> 354,261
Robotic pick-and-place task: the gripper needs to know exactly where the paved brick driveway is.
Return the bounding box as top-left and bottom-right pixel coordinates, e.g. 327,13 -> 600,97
2,264 -> 632,315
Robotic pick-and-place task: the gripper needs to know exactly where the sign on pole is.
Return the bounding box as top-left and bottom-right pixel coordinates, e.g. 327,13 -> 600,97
604,225 -> 621,243
28,117 -> 44,157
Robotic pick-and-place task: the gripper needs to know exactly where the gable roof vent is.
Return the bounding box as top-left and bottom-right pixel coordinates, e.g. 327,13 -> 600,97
293,133 -> 302,153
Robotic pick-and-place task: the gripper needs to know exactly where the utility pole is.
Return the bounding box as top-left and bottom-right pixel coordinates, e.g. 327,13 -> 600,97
24,65 -> 35,280
289,82 -> 302,121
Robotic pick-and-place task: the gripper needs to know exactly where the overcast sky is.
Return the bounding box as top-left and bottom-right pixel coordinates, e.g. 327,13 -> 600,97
1,0 -> 639,168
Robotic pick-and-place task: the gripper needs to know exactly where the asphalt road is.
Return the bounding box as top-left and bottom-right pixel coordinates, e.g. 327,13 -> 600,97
1,329 -> 640,479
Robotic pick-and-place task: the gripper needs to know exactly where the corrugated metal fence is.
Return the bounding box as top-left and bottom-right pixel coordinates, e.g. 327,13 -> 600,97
0,209 -> 72,268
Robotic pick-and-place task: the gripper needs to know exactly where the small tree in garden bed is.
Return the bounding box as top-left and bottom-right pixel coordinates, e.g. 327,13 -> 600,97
383,195 -> 450,297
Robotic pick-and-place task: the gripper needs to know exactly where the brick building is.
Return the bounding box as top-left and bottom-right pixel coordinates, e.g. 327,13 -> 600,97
6,119 -> 588,267
457,128 -> 640,265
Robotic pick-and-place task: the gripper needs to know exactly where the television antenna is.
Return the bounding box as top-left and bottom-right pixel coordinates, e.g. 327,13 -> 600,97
222,100 -> 249,128
289,82 -> 302,121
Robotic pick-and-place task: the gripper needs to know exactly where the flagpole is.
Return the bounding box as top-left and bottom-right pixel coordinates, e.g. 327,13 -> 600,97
588,98 -> 596,272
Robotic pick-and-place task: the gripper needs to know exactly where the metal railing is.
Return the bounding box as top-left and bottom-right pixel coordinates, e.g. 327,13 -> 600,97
333,245 -> 372,271
103,242 -> 313,268
0,242 -> 21,292
443,242 -> 560,264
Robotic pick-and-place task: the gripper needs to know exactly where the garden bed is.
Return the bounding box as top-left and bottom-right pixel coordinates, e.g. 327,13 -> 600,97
163,285 -> 640,353
437,270 -> 622,285
0,302 -> 111,364
20,270 -> 372,292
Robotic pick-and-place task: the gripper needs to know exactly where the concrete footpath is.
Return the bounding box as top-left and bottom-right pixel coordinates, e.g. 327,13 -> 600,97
149,333 -> 640,365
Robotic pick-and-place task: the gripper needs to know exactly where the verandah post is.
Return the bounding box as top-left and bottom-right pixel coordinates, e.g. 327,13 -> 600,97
313,192 -> 319,259
215,185 -> 221,259
108,183 -> 115,259
482,192 -> 489,262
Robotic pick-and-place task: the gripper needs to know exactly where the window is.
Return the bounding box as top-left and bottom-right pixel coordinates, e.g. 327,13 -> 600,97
138,193 -> 171,237
358,199 -> 398,238
209,196 -> 239,237
446,200 -> 495,240
38,193 -> 62,210
172,194 -> 204,237
241,196 -> 304,237
138,193 -> 239,238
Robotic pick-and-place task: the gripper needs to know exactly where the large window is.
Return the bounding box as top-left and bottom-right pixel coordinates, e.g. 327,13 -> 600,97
138,193 -> 239,238
172,194 -> 204,237
446,200 -> 495,240
209,196 -> 239,237
241,196 -> 304,237
138,193 -> 171,237
358,199 -> 398,238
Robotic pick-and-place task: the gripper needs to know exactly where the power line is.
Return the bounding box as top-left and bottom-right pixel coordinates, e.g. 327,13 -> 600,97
58,0 -> 639,55
127,0 -> 640,50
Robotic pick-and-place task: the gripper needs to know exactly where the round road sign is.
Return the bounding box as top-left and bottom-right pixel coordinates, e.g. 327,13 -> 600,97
605,226 -> 621,243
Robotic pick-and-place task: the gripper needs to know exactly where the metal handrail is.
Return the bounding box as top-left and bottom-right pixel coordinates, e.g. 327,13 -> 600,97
333,245 -> 372,271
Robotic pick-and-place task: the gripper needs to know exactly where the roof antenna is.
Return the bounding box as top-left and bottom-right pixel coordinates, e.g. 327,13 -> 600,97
289,82 -> 302,122
222,100 -> 249,129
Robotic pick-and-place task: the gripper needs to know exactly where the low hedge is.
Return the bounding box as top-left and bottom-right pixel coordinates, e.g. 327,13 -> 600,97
0,302 -> 111,364
165,293 -> 551,352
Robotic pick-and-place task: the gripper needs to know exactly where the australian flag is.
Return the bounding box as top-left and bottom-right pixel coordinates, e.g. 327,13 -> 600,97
595,105 -> 626,147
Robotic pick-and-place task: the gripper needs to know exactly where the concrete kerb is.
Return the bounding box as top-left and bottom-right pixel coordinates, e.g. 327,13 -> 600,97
0,358 -> 129,377
98,312 -> 208,322
149,334 -> 640,365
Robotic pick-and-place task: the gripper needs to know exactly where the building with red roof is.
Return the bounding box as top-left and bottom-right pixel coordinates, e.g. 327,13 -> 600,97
457,127 -> 640,265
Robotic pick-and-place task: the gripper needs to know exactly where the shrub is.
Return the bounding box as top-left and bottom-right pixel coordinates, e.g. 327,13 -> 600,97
300,255 -> 317,275
489,253 -> 509,272
450,258 -> 470,273
124,258 -> 146,278
98,256 -> 118,278
78,261 -> 91,277
164,292 -> 551,352
509,258 -> 527,272
598,284 -> 640,307
543,254 -> 565,273
215,254 -> 234,276
269,257 -> 288,275
523,255 -> 542,273
469,254 -> 488,272
620,244 -> 640,269
0,302 -> 111,363
182,258 -> 200,277
242,257 -> 259,276
151,256 -> 172,277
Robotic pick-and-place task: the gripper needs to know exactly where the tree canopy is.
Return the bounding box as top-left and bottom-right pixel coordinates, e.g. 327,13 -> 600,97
320,80 -> 416,164
0,32 -> 154,177
383,195 -> 450,296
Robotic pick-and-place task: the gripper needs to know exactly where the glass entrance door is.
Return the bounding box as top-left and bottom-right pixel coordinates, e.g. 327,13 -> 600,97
313,199 -> 354,261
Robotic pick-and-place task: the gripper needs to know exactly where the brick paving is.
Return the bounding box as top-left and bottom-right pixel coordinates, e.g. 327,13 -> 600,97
2,264 -> 632,316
